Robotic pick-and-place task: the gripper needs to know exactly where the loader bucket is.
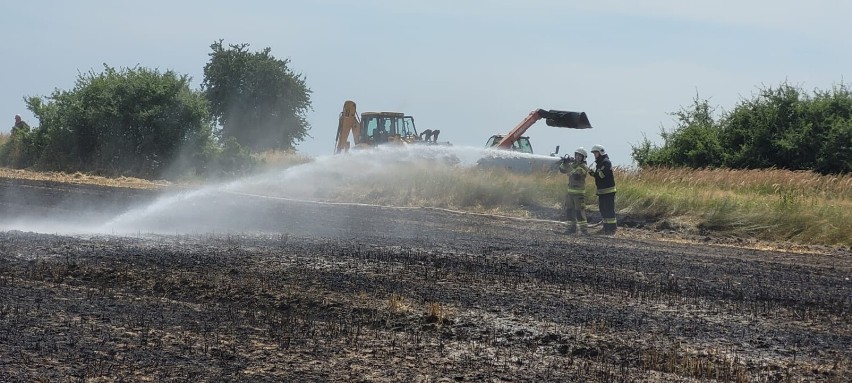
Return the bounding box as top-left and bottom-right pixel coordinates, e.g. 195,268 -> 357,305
540,110 -> 593,129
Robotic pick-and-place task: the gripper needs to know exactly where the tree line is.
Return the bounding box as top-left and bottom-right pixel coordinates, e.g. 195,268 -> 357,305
5,47 -> 849,179
0,40 -> 311,179
632,82 -> 852,174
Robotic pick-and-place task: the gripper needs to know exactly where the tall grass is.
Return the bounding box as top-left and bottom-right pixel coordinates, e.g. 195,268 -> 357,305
323,165 -> 566,216
324,164 -> 851,247
616,167 -> 851,247
4,148 -> 847,246
257,150 -> 312,169
0,167 -> 169,189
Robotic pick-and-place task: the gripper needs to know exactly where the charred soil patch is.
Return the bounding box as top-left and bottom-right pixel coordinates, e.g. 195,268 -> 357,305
0,179 -> 850,382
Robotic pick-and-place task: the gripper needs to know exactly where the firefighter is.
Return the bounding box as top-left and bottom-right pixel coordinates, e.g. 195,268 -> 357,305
589,144 -> 617,235
559,147 -> 589,234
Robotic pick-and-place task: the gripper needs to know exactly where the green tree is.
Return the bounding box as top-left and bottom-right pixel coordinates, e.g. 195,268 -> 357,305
806,84 -> 852,173
15,65 -> 213,178
721,82 -> 852,173
0,124 -> 39,168
629,133 -> 657,168
634,82 -> 852,174
720,83 -> 807,169
202,40 -> 312,151
631,96 -> 723,168
816,119 -> 852,173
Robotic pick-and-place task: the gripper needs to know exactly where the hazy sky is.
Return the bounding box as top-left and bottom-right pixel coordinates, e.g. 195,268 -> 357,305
3,0 -> 850,165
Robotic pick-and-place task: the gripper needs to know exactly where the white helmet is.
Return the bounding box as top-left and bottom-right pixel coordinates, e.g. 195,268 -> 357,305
574,147 -> 587,158
591,144 -> 605,154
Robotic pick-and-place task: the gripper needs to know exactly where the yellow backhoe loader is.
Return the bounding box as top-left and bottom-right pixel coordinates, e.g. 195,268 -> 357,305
334,100 -> 446,154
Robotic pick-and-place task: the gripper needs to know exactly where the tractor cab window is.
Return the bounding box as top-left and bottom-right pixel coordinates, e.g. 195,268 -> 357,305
485,136 -> 501,148
363,116 -> 390,136
399,116 -> 417,137
364,114 -> 410,139
364,117 -> 378,139
363,115 -> 396,143
380,118 -> 393,135
516,137 -> 533,154
483,136 -> 533,154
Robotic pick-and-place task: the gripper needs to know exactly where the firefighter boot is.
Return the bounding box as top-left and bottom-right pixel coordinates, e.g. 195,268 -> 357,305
564,223 -> 577,234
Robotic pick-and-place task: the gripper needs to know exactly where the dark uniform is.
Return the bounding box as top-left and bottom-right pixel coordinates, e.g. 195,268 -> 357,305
590,153 -> 617,234
559,159 -> 589,234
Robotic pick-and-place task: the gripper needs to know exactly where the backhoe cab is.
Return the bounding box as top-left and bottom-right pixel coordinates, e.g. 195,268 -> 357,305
334,100 -> 444,154
360,112 -> 439,146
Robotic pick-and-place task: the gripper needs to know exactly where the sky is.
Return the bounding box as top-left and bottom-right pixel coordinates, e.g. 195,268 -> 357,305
2,0 -> 850,166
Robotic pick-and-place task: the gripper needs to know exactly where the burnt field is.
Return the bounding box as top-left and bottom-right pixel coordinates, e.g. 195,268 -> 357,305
0,178 -> 850,382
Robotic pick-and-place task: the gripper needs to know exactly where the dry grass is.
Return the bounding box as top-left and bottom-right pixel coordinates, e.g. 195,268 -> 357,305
0,167 -> 170,190
387,293 -> 413,313
2,156 -> 849,247
322,164 -> 851,247
624,167 -> 852,200
257,150 -> 312,170
615,167 -> 851,246
426,302 -> 454,327
323,164 -> 564,212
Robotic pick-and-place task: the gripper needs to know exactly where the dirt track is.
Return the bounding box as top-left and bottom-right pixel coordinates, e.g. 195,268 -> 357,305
1,178 -> 850,382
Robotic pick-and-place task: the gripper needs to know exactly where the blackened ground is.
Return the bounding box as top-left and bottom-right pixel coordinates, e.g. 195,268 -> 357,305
0,178 -> 850,382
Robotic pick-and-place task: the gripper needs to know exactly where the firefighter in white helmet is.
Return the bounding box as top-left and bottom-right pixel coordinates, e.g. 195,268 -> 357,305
589,144 -> 617,235
558,147 -> 590,234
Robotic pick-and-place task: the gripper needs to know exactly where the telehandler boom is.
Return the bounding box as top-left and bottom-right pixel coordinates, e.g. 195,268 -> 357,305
485,109 -> 593,154
479,108 -> 593,173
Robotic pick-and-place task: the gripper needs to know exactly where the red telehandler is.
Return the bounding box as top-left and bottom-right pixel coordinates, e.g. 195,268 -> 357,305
480,109 -> 593,172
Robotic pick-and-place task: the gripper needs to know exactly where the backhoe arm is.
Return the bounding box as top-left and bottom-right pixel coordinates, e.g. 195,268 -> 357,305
335,100 -> 361,154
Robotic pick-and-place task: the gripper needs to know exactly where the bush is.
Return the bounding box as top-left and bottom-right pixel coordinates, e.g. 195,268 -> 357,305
210,137 -> 259,177
12,65 -> 214,179
0,129 -> 39,168
633,82 -> 852,174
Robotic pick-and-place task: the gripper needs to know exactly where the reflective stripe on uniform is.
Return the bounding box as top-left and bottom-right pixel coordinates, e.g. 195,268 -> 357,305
596,186 -> 617,195
603,218 -> 618,224
566,187 -> 585,195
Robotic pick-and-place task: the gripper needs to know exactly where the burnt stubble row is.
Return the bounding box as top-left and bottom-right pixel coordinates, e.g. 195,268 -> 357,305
1,223 -> 849,382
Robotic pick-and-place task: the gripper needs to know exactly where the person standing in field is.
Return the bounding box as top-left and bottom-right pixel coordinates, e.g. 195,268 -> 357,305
559,147 -> 590,235
589,144 -> 617,235
11,114 -> 30,134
